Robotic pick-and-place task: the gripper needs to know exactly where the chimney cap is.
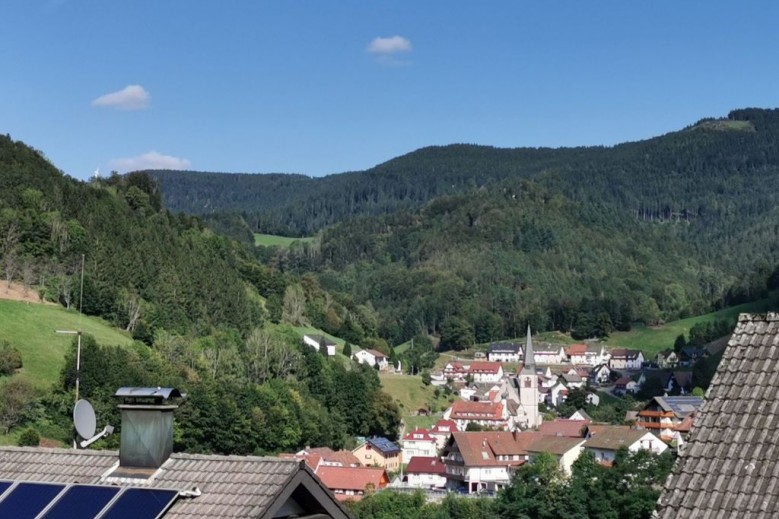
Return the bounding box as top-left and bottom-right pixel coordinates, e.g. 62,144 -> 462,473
114,387 -> 183,402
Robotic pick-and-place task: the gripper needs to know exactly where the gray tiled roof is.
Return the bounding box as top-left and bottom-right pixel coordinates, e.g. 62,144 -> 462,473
656,313 -> 779,519
0,447 -> 350,518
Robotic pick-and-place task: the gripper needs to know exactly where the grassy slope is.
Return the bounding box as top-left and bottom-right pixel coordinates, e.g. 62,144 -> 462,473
606,293 -> 777,356
254,233 -> 316,247
0,300 -> 133,388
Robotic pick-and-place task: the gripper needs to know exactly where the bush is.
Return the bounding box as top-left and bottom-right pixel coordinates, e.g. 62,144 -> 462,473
17,428 -> 39,447
0,341 -> 22,376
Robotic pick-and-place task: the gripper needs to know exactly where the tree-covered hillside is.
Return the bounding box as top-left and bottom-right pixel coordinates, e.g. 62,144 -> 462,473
147,109 -> 779,345
0,134 -> 401,451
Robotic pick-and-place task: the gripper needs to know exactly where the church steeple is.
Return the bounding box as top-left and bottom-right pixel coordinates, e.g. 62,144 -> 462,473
522,324 -> 535,372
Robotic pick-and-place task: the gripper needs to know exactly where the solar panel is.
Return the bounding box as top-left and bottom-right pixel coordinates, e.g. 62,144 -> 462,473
41,485 -> 120,519
0,482 -> 65,519
101,488 -> 178,519
0,481 -> 11,496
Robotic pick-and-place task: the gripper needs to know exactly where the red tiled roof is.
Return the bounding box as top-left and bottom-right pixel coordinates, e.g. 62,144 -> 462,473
449,431 -> 526,467
315,466 -> 388,492
402,429 -> 434,442
449,401 -> 504,421
615,376 -> 632,385
431,420 -> 458,433
405,456 -> 447,475
537,419 -> 589,438
468,361 -> 502,374
307,447 -> 361,467
366,349 -> 387,359
567,344 -> 588,356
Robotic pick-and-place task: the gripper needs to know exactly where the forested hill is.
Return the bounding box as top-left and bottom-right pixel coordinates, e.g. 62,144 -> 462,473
142,108 -> 779,347
148,108 -> 779,237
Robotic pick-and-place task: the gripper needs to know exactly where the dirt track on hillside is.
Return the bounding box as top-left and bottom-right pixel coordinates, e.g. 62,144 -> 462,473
0,282 -> 53,305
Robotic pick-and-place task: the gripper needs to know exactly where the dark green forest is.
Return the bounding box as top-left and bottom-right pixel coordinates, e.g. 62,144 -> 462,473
0,134 -> 399,452
150,109 -> 779,346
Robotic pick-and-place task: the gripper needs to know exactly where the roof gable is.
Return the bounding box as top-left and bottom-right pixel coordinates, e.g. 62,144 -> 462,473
0,447 -> 350,519
657,313 -> 779,518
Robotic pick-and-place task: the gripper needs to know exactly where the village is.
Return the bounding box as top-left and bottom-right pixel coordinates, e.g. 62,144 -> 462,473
290,327 -> 707,501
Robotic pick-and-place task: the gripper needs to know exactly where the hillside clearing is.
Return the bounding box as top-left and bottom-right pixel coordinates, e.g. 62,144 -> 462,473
0,300 -> 133,388
254,233 -> 316,247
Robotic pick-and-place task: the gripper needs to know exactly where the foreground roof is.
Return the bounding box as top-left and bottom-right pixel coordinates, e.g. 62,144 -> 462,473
656,313 -> 779,519
0,447 -> 350,519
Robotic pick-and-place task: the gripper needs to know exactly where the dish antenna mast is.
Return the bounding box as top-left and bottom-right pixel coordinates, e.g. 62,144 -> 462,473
73,399 -> 113,448
55,254 -> 86,405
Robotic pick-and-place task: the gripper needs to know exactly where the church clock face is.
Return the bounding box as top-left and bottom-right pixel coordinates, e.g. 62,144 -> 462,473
524,377 -> 532,388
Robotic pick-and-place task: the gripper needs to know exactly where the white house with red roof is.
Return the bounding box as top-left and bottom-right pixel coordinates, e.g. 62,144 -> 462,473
404,456 -> 447,489
567,343 -> 611,366
443,400 -> 509,431
468,361 -> 504,383
401,428 -> 438,460
429,419 -> 459,450
443,361 -> 467,381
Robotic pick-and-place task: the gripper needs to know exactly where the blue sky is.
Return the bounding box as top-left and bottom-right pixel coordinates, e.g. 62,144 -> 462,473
3,1 -> 779,180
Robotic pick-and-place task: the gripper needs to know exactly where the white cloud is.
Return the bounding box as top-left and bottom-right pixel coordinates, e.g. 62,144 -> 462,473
108,151 -> 191,173
366,36 -> 412,55
91,85 -> 150,110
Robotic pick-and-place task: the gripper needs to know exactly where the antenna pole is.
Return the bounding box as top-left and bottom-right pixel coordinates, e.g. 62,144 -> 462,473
75,331 -> 81,404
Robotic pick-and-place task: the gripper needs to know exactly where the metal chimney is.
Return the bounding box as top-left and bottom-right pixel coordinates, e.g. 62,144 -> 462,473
114,387 -> 184,470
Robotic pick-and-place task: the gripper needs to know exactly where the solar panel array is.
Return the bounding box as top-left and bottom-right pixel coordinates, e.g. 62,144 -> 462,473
367,436 -> 400,454
0,481 -> 178,519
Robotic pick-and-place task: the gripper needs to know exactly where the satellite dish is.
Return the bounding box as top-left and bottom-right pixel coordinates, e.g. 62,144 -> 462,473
72,399 -> 114,449
73,399 -> 97,439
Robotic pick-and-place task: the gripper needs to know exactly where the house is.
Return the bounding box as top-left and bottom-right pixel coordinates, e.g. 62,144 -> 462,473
352,348 -> 389,370
518,432 -> 586,476
303,333 -> 337,356
0,387 -> 350,519
401,428 -> 438,460
567,343 -> 611,365
443,430 -> 585,492
635,395 -> 703,442
443,361 -> 467,381
403,456 -> 447,489
656,313 -> 779,518
656,349 -> 679,369
352,437 -> 402,471
532,343 -> 567,365
468,361 -> 504,383
442,431 -> 527,494
473,351 -> 487,360
283,446 -> 361,468
569,409 -> 592,422
561,372 -> 584,389
546,380 -> 569,407
429,419 -> 459,450
679,346 -> 707,365
316,466 -> 389,502
487,341 -> 522,363
668,371 -> 694,394
589,363 -> 612,385
614,376 -> 637,395
443,400 -> 509,431
609,348 -> 645,370
538,419 -> 589,438
584,425 -> 667,465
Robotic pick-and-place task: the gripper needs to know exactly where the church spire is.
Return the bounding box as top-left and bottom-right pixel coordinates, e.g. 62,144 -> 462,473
522,324 -> 535,372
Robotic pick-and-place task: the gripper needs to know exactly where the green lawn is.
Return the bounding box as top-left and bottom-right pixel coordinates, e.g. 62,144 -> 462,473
254,233 -> 316,247
606,293 -> 777,356
0,300 -> 133,388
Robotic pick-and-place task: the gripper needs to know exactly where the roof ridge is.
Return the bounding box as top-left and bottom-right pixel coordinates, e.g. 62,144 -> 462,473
0,446 -> 118,456
168,452 -> 301,463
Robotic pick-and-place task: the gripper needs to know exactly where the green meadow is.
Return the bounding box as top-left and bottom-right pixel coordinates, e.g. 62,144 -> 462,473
254,233 -> 316,247
0,300 -> 133,388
